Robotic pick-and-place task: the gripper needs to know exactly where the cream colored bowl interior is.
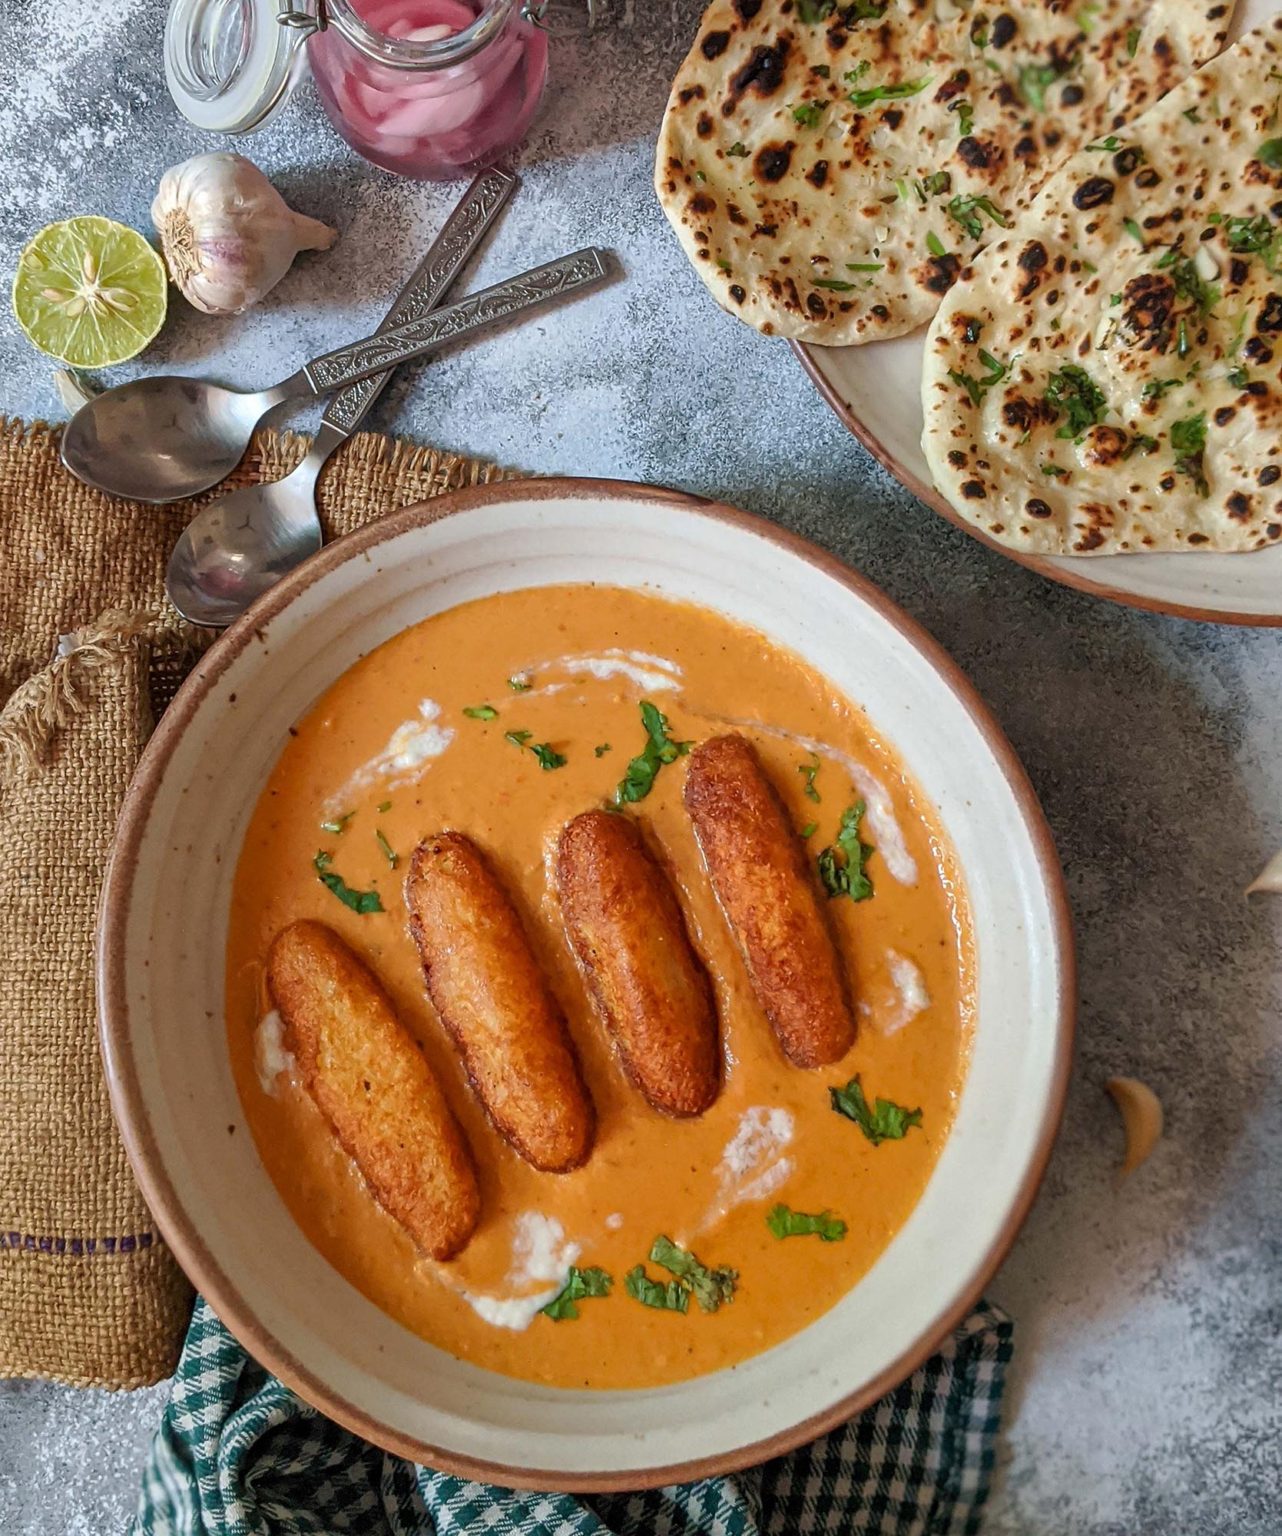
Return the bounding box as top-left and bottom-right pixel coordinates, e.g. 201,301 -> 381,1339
102,485 -> 1070,1482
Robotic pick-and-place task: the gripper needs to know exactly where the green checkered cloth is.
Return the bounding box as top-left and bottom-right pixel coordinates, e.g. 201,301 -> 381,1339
133,1298 -> 1012,1536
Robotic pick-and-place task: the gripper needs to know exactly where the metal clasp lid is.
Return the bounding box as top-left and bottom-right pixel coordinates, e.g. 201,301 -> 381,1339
519,0 -> 597,35
276,0 -> 328,37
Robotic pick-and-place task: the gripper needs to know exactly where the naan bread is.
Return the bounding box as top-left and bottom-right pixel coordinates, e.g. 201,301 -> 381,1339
922,16 -> 1282,556
656,0 -> 1235,342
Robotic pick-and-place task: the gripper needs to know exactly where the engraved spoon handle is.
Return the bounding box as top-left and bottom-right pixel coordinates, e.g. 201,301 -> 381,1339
287,249 -> 613,397
319,166 -> 517,442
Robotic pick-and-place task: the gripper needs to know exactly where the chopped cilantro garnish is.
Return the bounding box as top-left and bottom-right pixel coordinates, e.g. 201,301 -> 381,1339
948,348 -> 1008,407
796,0 -> 835,21
1110,292 -> 1123,306
1041,463 -> 1069,478
532,743 -> 567,770
1044,364 -> 1107,439
970,18 -> 989,46
1227,365 -> 1249,389
817,800 -> 875,901
624,1266 -> 688,1312
1126,25 -> 1141,56
926,230 -> 948,258
946,193 -> 1009,240
375,829 -> 397,869
1157,250 -> 1219,315
505,729 -> 532,747
814,64 -> 830,78
813,277 -> 857,291
956,101 -> 974,137
791,101 -> 826,128
1142,377 -> 1182,401
1017,58 -> 1072,112
830,1075 -> 923,1145
716,258 -> 732,273
849,76 -> 931,109
1258,139 -> 1282,169
595,742 -> 611,757
727,141 -> 748,157
799,753 -> 822,802
377,800 -> 391,813
1086,135 -> 1122,152
313,851 -> 383,914
845,61 -> 871,85
648,1235 -> 738,1313
1123,433 -> 1159,457
463,704 -> 498,720
1171,411 -> 1208,495
916,171 -> 952,201
615,701 -> 692,805
1076,2 -> 1100,34
319,811 -> 354,834
801,821 -> 818,839
1123,217 -> 1146,247
846,260 -> 884,271
767,1204 -> 848,1241
541,1266 -> 612,1321
1177,318 -> 1191,359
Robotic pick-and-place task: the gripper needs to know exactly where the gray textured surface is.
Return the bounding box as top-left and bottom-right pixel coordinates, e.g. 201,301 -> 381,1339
1,1 -> 1280,1531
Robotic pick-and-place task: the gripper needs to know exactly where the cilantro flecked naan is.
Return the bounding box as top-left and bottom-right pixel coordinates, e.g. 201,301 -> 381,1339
656,0 -> 1234,343
923,18 -> 1282,556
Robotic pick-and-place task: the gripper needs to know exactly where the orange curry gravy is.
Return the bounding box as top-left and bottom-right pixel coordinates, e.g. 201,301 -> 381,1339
226,584 -> 973,1389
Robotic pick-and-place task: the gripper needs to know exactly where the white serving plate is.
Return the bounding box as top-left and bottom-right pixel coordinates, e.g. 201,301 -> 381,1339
798,0 -> 1279,625
98,479 -> 1073,1489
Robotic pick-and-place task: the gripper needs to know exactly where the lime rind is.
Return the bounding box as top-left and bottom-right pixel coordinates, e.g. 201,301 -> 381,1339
12,215 -> 168,368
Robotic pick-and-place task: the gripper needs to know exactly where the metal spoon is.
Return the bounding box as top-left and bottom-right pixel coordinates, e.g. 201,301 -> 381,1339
165,167 -> 517,629
60,246 -> 612,504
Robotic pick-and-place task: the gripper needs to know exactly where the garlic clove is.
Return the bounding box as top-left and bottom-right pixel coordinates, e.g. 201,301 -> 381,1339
1246,848 -> 1282,895
151,152 -> 336,317
1105,1076 -> 1163,1179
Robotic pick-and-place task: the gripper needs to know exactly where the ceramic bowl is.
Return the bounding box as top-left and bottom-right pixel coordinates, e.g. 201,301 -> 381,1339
98,478 -> 1073,1489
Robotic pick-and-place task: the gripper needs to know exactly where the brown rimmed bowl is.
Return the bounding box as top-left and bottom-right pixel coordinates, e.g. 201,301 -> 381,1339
98,478 -> 1074,1489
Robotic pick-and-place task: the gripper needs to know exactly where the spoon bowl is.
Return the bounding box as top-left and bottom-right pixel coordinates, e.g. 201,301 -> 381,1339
61,377 -> 287,505
166,464 -> 324,627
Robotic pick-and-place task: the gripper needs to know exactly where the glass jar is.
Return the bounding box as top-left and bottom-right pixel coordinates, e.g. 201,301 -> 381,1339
164,0 -> 558,181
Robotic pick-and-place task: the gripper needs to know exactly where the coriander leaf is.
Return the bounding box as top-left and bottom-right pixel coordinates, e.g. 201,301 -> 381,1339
1044,364 -> 1108,439
946,193 -> 1009,241
375,829 -> 398,869
625,1264 -> 689,1312
1141,377 -> 1182,401
1086,134 -> 1121,152
846,261 -> 884,272
1123,217 -> 1146,247
766,1204 -> 848,1241
791,101 -> 827,128
505,729 -> 532,747
1126,25 -> 1140,56
532,743 -> 567,771
1123,433 -> 1158,457
849,76 -> 931,109
1170,411 -> 1209,495
508,675 -> 532,692
595,742 -> 611,757
845,61 -> 871,84
796,0 -> 835,21
319,811 -> 354,835
541,1266 -> 612,1321
1041,463 -> 1069,478
615,701 -> 692,805
817,800 -> 875,901
1225,214 -> 1274,253
801,821 -> 818,839
1259,139 -> 1282,169
1227,365 -> 1249,389
1163,252 -> 1219,316
314,851 -> 383,914
947,348 -> 1007,407
798,753 -> 822,802
1017,57 -> 1073,112
649,1235 -> 738,1313
463,704 -> 498,720
377,800 -> 392,813
926,230 -> 948,258
830,1075 -> 923,1145
813,277 -> 856,291
956,101 -> 974,137
917,170 -> 952,199
727,141 -> 748,157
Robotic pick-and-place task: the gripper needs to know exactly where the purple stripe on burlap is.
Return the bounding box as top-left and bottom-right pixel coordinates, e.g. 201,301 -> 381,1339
1,1229 -> 155,1255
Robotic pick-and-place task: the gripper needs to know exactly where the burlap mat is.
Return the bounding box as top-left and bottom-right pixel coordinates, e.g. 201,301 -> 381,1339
0,416 -> 513,1388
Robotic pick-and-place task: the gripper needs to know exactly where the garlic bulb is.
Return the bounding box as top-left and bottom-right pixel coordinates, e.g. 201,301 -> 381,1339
151,153 -> 336,317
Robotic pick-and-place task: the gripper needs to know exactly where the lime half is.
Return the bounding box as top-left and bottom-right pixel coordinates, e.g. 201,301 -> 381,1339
12,216 -> 168,368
